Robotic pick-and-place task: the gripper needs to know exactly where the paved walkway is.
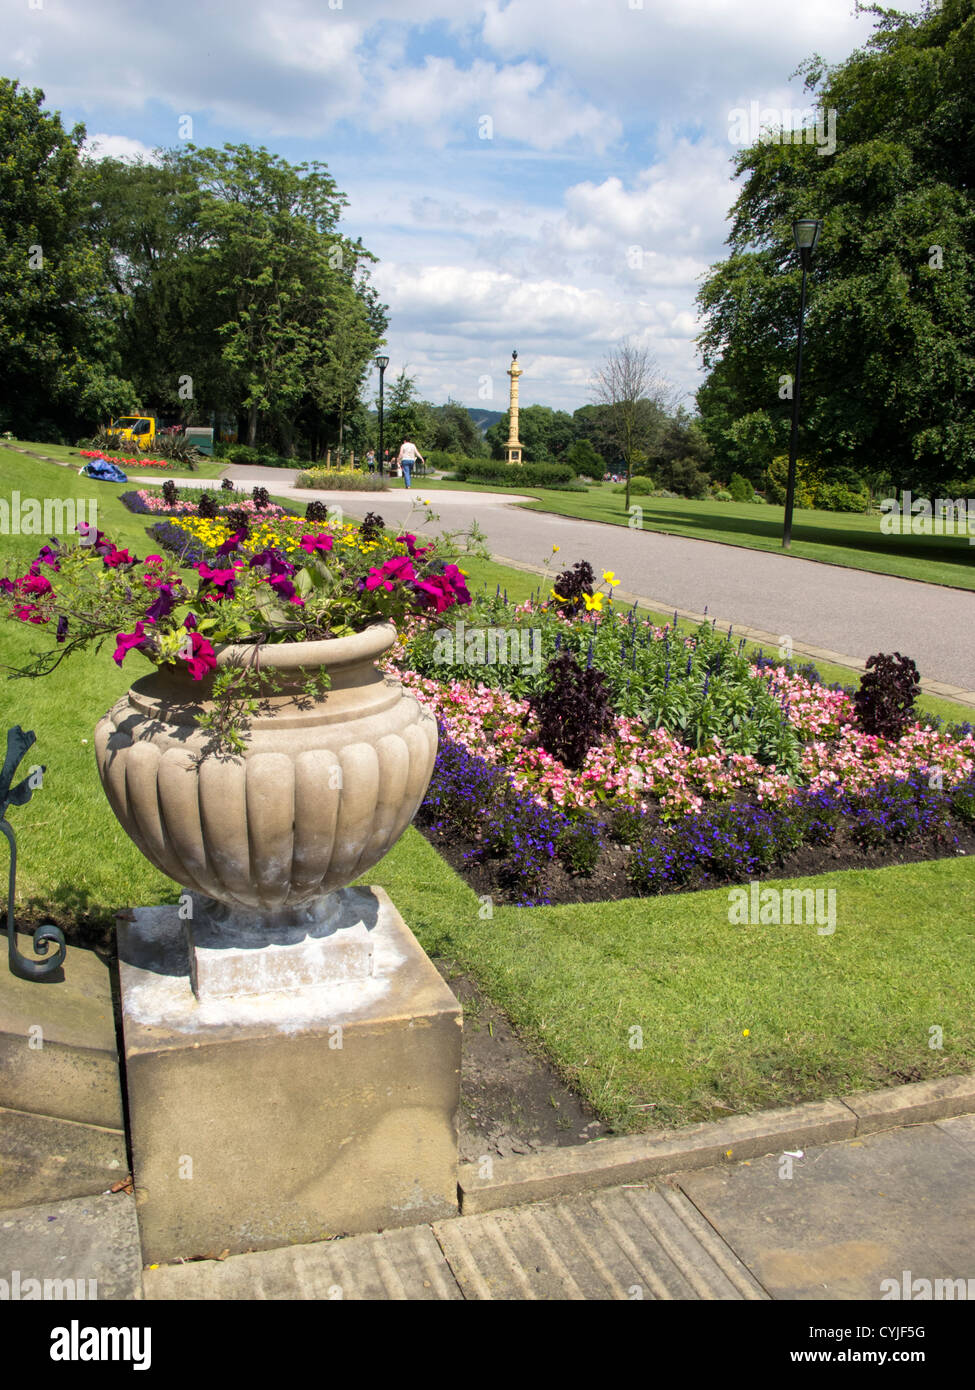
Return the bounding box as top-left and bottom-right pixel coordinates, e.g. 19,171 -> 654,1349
7,1113 -> 971,1300
211,466 -> 975,701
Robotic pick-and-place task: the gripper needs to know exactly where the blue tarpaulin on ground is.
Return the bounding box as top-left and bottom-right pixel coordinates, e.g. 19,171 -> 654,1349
81,456 -> 127,482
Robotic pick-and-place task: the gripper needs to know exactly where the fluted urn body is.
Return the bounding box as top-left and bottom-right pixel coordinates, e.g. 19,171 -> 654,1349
94,623 -> 437,917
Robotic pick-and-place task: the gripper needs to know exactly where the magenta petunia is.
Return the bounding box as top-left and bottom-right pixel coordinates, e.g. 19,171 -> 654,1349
299,533 -> 334,554
113,621 -> 149,666
180,632 -> 217,680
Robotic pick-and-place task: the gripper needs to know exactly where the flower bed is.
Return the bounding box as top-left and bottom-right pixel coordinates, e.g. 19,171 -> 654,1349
384,576 -> 975,905
120,488 -> 291,518
80,450 -> 178,470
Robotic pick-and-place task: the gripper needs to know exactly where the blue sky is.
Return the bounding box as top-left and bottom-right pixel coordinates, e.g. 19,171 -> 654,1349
2,0 -> 886,413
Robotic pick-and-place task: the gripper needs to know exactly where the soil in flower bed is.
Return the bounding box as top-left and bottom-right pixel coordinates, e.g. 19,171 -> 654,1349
418,811 -> 975,907
433,958 -> 611,1160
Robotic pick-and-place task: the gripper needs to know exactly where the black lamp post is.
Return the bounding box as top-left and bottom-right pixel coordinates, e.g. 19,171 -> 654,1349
782,216 -> 822,549
375,355 -> 389,478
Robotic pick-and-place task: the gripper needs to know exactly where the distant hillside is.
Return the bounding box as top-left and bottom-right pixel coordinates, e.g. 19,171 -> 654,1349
465,408 -> 505,436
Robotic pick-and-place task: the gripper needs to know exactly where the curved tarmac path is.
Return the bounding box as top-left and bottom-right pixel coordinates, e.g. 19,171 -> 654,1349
186,466 -> 975,703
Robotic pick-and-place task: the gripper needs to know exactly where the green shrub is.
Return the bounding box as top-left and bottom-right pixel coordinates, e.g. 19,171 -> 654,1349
295,468 -> 386,491
713,489 -> 734,501
766,455 -> 815,507
453,457 -> 579,489
813,481 -> 869,513
661,457 -> 710,499
729,472 -> 753,502
611,476 -> 652,496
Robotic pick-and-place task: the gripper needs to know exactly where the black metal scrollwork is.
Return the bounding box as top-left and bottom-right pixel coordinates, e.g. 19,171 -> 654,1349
1,726 -> 66,979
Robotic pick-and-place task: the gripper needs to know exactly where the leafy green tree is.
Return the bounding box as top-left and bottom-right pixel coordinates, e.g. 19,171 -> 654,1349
0,80 -> 132,438
697,1 -> 975,495
485,404 -> 576,462
565,438 -> 604,475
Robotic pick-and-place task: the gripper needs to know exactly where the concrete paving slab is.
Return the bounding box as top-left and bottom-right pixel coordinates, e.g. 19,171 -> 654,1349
0,1192 -> 142,1300
433,1184 -> 767,1300
0,936 -> 123,1130
0,1106 -> 126,1211
676,1124 -> 975,1300
935,1112 -> 975,1151
143,1224 -> 462,1300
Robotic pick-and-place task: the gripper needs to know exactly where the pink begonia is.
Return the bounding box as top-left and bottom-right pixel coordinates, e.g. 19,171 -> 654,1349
384,654 -> 975,820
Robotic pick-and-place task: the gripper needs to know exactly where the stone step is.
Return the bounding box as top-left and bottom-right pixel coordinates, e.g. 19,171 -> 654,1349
0,1191 -> 143,1301
0,935 -> 123,1130
0,1105 -> 127,1211
143,1224 -> 462,1300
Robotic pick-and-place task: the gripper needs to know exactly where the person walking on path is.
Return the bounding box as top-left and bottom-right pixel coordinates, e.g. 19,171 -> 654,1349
365,449 -> 376,474
396,439 -> 423,489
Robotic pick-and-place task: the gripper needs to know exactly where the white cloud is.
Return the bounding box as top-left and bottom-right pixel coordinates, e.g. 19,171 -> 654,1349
82,133 -> 160,164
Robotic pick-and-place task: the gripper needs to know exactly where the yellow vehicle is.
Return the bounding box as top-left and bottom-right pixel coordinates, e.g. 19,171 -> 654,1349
106,415 -> 157,451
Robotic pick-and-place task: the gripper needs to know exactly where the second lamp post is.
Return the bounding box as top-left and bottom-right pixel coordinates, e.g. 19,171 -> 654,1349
782,217 -> 822,550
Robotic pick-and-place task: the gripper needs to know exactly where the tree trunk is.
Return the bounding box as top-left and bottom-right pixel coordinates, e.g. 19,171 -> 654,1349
246,404 -> 259,448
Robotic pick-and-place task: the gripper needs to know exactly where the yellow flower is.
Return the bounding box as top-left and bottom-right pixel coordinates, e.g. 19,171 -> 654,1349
602,570 -> 620,587
742,1029 -> 750,1037
582,591 -> 604,612
550,589 -> 566,601
552,544 -> 560,553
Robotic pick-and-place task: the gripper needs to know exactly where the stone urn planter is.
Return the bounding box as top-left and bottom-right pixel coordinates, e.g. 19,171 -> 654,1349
93,622 -> 437,926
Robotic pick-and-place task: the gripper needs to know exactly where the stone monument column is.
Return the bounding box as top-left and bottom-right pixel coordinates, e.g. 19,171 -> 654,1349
504,351 -> 523,464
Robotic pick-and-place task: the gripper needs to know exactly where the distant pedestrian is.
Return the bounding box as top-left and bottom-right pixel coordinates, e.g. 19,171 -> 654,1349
396,439 -> 423,489
366,449 -> 376,473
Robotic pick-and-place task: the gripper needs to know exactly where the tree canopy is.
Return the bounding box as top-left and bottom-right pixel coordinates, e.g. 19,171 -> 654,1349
0,81 -> 387,455
696,1 -> 975,495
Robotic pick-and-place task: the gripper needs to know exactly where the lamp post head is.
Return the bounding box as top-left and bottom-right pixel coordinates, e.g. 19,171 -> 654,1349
512,349 -> 518,360
792,218 -> 822,263
375,355 -> 390,373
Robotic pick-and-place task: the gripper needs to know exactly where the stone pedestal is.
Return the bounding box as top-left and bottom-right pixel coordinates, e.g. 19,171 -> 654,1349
117,886 -> 462,1265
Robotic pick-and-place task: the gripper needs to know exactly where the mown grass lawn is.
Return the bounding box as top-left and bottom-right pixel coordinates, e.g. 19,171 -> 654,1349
362,829 -> 975,1131
2,450 -> 974,1131
418,477 -> 975,591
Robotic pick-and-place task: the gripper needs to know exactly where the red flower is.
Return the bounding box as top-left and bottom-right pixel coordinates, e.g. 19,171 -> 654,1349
13,603 -> 46,625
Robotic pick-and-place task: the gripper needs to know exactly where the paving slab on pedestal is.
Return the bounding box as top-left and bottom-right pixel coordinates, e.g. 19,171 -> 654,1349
675,1124 -> 975,1300
0,936 -> 123,1130
0,1105 -> 126,1211
0,1192 -> 142,1300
